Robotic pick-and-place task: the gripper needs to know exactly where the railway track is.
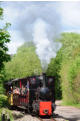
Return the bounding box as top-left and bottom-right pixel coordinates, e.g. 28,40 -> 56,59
12,108 -> 57,121
38,117 -> 56,121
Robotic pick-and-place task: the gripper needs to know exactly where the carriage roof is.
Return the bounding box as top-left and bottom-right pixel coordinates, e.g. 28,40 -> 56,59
5,74 -> 54,86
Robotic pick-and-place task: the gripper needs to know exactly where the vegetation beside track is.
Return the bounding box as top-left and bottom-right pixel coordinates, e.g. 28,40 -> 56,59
61,101 -> 80,108
47,33 -> 80,106
0,108 -> 13,121
0,5 -> 13,121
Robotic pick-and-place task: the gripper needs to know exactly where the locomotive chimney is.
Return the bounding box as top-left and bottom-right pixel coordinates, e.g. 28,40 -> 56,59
43,73 -> 46,87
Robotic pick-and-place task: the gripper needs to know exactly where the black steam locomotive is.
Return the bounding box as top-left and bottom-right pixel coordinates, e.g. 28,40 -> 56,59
5,73 -> 55,116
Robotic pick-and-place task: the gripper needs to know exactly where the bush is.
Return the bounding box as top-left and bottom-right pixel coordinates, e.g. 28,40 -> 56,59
60,61 -> 74,104
0,108 -> 13,121
0,95 -> 8,108
68,57 -> 80,103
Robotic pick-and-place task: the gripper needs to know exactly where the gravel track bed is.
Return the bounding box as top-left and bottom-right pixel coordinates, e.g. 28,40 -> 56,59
12,101 -> 80,121
12,110 -> 66,121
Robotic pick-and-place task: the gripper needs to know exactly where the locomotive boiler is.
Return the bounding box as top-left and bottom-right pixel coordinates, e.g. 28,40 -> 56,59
5,73 -> 55,116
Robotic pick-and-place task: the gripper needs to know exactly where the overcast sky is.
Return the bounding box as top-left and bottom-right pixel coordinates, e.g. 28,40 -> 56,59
0,1 -> 80,54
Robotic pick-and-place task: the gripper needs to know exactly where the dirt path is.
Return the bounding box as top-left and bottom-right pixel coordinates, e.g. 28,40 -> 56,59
12,101 -> 80,121
54,101 -> 80,121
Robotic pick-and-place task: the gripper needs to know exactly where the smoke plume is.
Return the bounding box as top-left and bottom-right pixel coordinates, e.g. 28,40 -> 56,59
2,2 -> 62,71
33,18 -> 61,71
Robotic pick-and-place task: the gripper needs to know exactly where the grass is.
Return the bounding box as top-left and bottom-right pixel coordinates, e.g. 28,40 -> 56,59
0,108 -> 14,121
61,101 -> 80,108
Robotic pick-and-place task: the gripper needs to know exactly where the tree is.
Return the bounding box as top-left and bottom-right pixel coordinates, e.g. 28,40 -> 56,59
0,6 -> 11,107
47,33 -> 80,104
47,50 -> 62,99
59,33 -> 80,104
5,42 -> 42,80
0,8 -> 11,72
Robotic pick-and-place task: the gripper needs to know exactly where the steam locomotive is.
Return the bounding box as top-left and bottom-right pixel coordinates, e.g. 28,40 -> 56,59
5,73 -> 55,116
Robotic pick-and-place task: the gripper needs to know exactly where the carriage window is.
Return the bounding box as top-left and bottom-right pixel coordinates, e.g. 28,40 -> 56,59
21,79 -> 27,87
13,81 -> 19,89
13,81 -> 20,94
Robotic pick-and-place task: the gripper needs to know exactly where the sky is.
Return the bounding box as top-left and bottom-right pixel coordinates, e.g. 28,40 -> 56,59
0,1 -> 80,54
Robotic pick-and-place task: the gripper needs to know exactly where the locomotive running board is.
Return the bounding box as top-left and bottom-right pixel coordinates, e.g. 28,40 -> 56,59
18,106 -> 27,110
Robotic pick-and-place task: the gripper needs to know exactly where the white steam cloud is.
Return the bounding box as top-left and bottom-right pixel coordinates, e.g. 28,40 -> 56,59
33,18 -> 62,71
2,2 -> 62,71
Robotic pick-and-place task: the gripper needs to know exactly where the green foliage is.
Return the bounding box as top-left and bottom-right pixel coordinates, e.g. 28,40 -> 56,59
5,42 -> 42,80
0,7 -> 11,107
60,61 -> 74,103
0,7 -> 3,19
69,57 -> 80,82
0,7 -> 11,71
47,32 -> 80,104
0,70 -> 6,97
59,33 -> 80,61
59,33 -> 80,104
61,101 -> 80,108
0,108 -> 14,121
47,50 -> 62,99
68,57 -> 80,103
0,29 -> 11,71
0,95 -> 8,108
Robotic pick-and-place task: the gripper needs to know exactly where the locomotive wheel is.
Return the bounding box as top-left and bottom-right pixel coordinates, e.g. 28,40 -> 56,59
9,105 -> 16,110
28,105 -> 33,114
28,106 -> 38,116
